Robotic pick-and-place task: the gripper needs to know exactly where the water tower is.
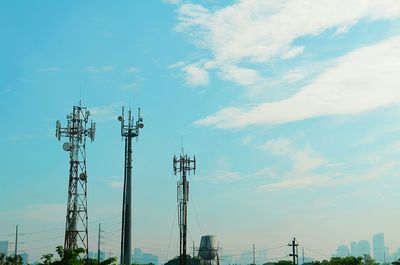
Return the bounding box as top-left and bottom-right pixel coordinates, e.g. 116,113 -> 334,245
198,235 -> 220,265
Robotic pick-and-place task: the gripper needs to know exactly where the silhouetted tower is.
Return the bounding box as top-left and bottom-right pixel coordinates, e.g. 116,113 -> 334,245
118,107 -> 143,265
173,152 -> 196,265
288,238 -> 299,265
55,104 -> 95,257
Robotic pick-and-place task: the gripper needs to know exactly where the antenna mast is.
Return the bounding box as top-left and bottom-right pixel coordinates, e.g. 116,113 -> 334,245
173,152 -> 196,265
118,107 -> 144,265
55,104 -> 95,257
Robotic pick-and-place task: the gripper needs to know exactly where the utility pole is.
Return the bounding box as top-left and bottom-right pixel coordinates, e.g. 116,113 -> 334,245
55,104 -> 95,258
288,238 -> 298,265
14,225 -> 18,256
253,244 -> 256,265
193,241 -> 195,257
173,151 -> 196,265
302,247 -> 304,265
97,223 -> 104,263
118,107 -> 144,265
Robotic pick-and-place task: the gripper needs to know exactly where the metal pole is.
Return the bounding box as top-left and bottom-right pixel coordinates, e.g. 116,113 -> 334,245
14,225 -> 18,256
183,173 -> 187,265
121,133 -> 132,265
253,244 -> 256,265
98,223 -> 101,263
292,239 -> 296,265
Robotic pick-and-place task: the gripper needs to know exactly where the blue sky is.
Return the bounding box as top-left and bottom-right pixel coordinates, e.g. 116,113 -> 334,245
1,0 -> 400,263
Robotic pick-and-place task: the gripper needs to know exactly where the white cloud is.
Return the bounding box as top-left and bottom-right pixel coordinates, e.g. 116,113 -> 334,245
90,103 -> 120,122
126,66 -> 139,73
163,0 -> 181,4
258,175 -> 332,191
38,67 -> 60,72
256,137 -> 400,191
183,64 -> 209,86
256,138 -> 333,191
205,170 -> 241,183
281,46 -> 305,59
281,68 -> 307,83
84,66 -> 114,73
176,0 -> 400,88
263,138 -> 326,176
240,135 -> 255,146
103,176 -> 124,189
196,36 -> 400,128
177,0 -> 400,63
121,82 -> 140,91
219,65 -> 261,86
109,180 -> 124,189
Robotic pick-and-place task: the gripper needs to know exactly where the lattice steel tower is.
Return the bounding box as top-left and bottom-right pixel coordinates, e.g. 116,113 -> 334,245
173,152 -> 196,265
55,104 -> 95,256
118,107 -> 143,265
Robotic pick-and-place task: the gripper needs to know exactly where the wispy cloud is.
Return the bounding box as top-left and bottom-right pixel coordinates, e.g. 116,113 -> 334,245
256,136 -> 400,191
202,170 -> 241,183
256,138 -> 332,191
38,67 -> 60,72
196,36 -> 400,128
183,63 -> 209,86
90,102 -> 121,122
106,176 -> 124,189
163,0 -> 180,5
84,66 -> 114,73
176,0 -> 400,87
126,66 -> 139,73
121,82 -> 140,91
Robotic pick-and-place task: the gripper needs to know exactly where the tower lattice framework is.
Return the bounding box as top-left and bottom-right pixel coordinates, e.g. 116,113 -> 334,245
173,152 -> 196,265
56,104 -> 95,256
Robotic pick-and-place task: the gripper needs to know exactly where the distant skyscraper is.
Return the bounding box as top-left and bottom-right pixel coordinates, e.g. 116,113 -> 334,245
373,233 -> 385,264
132,248 -> 158,265
141,253 -> 158,265
358,240 -> 371,257
350,240 -> 371,257
88,251 -> 106,261
336,245 -> 349,258
351,242 -> 359,257
0,241 -> 8,255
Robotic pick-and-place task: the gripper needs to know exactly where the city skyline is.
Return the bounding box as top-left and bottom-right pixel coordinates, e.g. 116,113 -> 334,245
1,0 -> 400,264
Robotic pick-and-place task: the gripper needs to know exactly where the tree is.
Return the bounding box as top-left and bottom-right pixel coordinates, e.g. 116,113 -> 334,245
330,257 -> 362,265
0,253 -> 23,265
391,259 -> 400,265
38,246 -> 117,265
164,255 -> 203,265
363,255 -> 378,265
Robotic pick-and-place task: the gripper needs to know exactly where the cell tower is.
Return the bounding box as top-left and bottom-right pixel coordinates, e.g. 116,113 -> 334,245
118,107 -> 144,265
55,104 -> 95,257
173,151 -> 196,265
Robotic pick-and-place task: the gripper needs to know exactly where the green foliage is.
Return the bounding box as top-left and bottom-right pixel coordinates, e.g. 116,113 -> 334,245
0,253 -> 23,265
277,261 -> 293,265
330,257 -> 362,265
37,246 -> 117,265
263,256 -> 378,265
392,259 -> 400,265
363,255 -> 378,265
164,255 -> 202,265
